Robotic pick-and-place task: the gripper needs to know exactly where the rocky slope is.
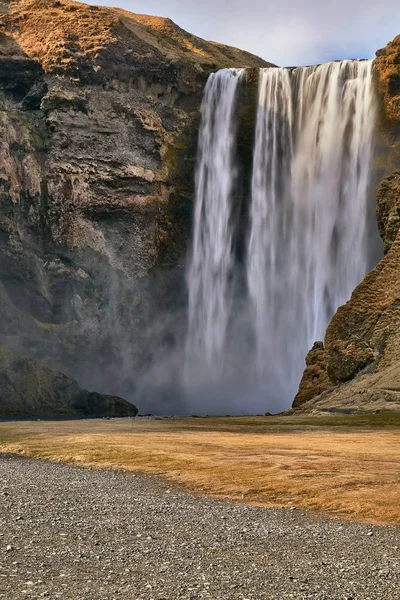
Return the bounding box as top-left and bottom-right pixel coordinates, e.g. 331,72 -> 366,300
0,345 -> 138,417
292,40 -> 400,414
0,0 -> 269,415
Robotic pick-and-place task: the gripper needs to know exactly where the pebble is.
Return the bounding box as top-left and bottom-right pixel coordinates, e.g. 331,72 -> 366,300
0,454 -> 399,600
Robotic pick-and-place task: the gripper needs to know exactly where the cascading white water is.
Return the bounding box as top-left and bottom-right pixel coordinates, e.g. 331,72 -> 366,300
185,60 -> 377,411
247,68 -> 294,377
185,68 -> 243,388
248,60 -> 376,401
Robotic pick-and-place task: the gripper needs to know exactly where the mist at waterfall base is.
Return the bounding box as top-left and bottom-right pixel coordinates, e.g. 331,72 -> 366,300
173,60 -> 379,416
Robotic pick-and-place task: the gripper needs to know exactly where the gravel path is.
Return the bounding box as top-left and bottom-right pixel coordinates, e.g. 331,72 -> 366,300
0,455 -> 399,600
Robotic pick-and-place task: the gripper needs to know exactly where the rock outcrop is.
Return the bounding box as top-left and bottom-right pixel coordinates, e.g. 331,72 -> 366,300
0,345 -> 138,418
0,0 -> 269,414
375,35 -> 400,171
292,342 -> 331,409
375,35 -> 400,123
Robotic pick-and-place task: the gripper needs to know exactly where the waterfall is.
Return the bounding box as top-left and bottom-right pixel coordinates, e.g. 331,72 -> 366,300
185,60 -> 376,412
248,60 -> 376,400
247,68 -> 294,377
185,68 -> 243,388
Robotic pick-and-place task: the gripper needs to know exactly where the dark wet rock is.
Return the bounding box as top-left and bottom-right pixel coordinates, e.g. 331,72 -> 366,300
0,345 -> 137,418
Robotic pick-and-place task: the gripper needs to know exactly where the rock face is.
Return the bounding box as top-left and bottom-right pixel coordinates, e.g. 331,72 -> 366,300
0,0 -> 270,414
375,35 -> 400,123
377,171 -> 400,253
0,345 -> 138,418
293,171 -> 400,414
292,342 -> 331,409
3,2 -> 398,417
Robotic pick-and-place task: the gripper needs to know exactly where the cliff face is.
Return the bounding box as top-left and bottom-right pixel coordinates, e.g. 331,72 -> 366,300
4,1 -> 398,418
0,0 -> 269,414
374,35 -> 400,176
375,35 -> 400,123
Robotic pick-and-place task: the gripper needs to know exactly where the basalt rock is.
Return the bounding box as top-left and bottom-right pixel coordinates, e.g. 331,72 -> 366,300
377,171 -> 400,253
292,342 -> 331,408
375,35 -> 400,123
375,36 -> 400,172
0,0 -> 270,413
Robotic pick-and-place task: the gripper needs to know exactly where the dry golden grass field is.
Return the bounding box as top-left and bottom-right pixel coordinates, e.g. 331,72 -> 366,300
1,414 -> 399,525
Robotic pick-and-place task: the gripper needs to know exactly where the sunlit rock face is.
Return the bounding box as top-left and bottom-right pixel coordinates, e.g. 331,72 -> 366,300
375,35 -> 400,124
374,36 -> 400,175
0,0 -> 269,413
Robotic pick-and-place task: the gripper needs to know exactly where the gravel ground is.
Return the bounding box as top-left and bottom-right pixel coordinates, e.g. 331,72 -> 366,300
0,455 -> 399,600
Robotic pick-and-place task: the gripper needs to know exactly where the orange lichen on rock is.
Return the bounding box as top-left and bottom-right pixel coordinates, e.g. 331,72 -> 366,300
0,0 -> 271,80
375,34 -> 400,122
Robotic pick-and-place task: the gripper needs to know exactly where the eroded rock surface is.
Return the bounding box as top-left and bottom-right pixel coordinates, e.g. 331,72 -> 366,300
292,342 -> 331,409
375,36 -> 400,172
375,35 -> 400,123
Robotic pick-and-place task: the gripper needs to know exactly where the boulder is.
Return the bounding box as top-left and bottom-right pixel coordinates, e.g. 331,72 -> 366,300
0,345 -> 138,418
293,342 -> 331,408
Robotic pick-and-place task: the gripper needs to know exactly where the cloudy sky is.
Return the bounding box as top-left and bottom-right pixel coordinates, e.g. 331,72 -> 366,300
88,0 -> 400,66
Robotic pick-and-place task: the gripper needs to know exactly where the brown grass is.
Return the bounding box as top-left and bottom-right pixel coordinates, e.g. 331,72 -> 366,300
2,0 -> 268,77
1,415 -> 399,525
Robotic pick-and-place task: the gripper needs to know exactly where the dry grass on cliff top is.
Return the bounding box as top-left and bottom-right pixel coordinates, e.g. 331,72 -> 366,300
3,0 -> 268,72
1,414 -> 400,526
